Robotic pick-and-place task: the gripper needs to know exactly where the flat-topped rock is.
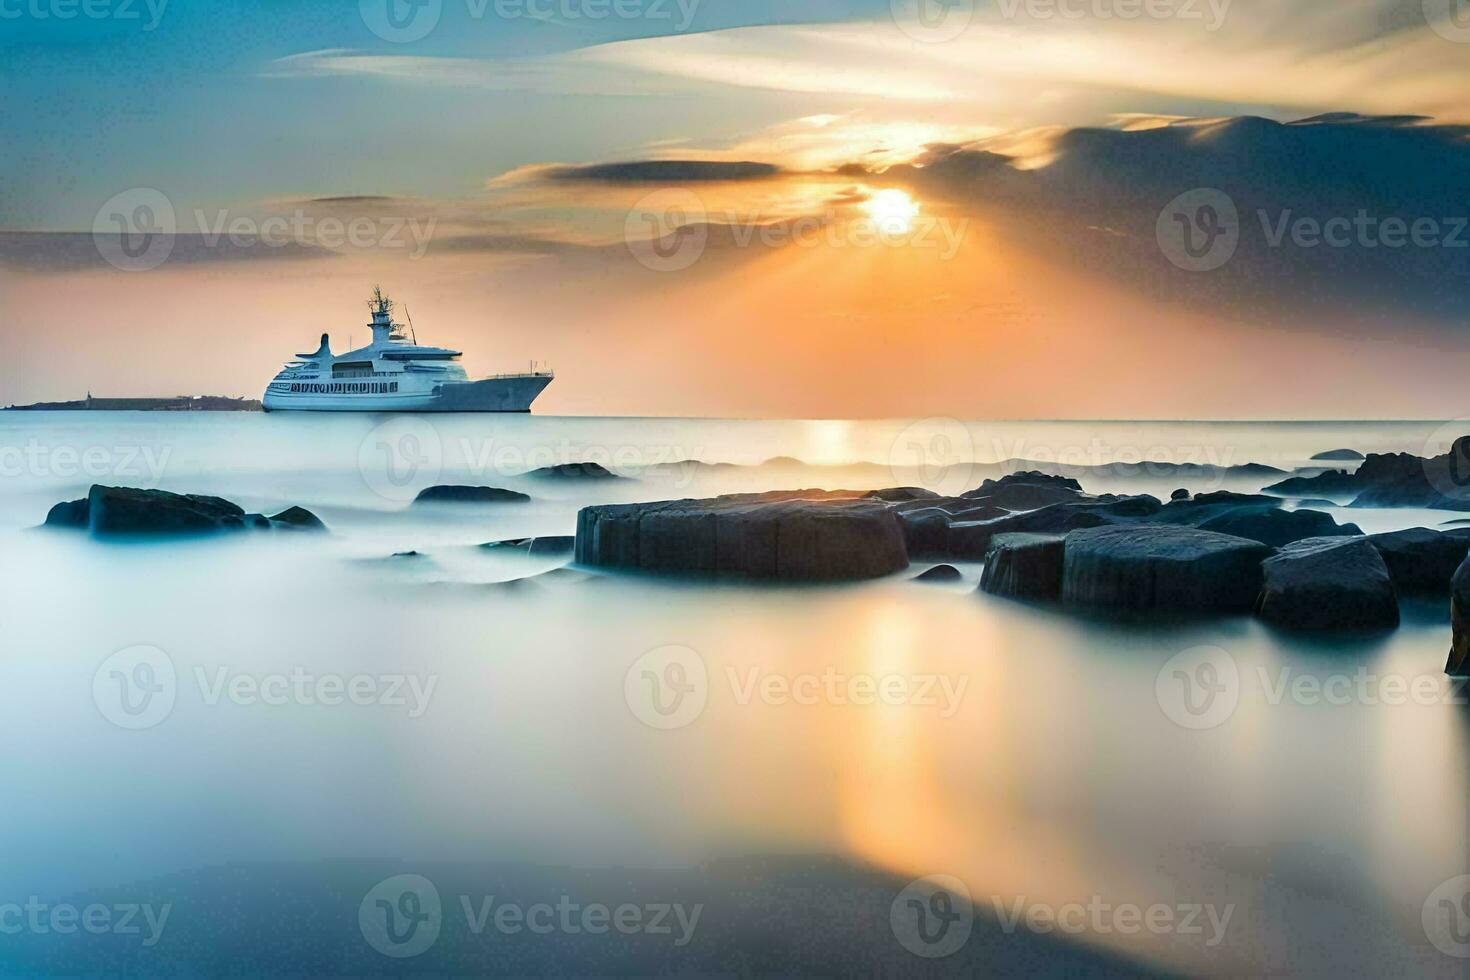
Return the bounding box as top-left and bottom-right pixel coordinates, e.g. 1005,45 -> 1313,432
1062,525 -> 1272,614
1366,527 -> 1470,594
575,491 -> 908,581
980,533 -> 1065,601
1311,448 -> 1366,461
1256,537 -> 1399,631
413,485 -> 530,505
947,496 -> 1162,560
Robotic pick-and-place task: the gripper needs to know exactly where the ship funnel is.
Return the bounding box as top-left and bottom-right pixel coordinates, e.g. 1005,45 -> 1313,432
297,333 -> 333,360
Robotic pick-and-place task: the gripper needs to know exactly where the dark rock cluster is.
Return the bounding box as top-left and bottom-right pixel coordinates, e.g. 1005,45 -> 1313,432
45,485 -> 325,536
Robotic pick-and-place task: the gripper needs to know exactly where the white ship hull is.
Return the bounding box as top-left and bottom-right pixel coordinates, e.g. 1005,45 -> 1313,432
262,374 -> 552,413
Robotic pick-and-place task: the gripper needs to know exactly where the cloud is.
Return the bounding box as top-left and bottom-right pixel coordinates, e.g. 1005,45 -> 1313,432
0,232 -> 338,274
538,160 -> 784,183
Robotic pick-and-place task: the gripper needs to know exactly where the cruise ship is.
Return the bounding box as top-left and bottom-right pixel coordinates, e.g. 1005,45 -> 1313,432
262,289 -> 553,412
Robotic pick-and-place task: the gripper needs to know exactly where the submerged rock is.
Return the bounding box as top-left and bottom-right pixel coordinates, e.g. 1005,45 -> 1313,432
1061,525 -> 1271,614
1193,507 -> 1361,547
1449,558 -> 1470,676
528,462 -> 622,480
268,506 -> 327,531
44,486 -> 325,537
979,533 -> 1065,601
1365,528 -> 1470,594
1256,537 -> 1399,632
575,491 -> 908,581
413,485 -> 530,505
913,563 -> 962,583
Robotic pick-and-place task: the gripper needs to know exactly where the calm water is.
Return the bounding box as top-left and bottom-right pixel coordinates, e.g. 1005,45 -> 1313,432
0,413 -> 1467,976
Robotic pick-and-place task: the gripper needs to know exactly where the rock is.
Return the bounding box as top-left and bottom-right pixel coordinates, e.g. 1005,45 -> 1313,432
979,533 -> 1065,601
1194,507 -> 1361,547
529,462 -> 622,480
529,535 -> 575,556
1295,499 -> 1340,509
1449,558 -> 1470,675
960,471 -> 1086,510
413,485 -> 530,505
43,498 -> 89,529
1264,439 -> 1470,511
392,550 -> 424,559
84,485 -> 248,536
1062,525 -> 1272,614
896,509 -> 956,557
1365,528 -> 1470,594
43,486 -> 324,538
481,538 -> 533,551
269,506 -> 327,531
1311,449 -> 1366,461
944,496 -> 1162,560
1170,488 -> 1190,501
1256,537 -> 1399,631
866,487 -> 940,503
914,563 -> 961,583
575,491 -> 909,580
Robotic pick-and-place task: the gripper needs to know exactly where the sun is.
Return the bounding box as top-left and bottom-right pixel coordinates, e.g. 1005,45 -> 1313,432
863,189 -> 920,234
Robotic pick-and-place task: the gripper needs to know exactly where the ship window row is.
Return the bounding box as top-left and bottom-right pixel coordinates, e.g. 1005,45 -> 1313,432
290,382 -> 399,394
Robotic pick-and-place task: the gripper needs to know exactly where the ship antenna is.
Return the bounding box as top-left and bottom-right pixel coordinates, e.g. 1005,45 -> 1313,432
405,306 -> 418,345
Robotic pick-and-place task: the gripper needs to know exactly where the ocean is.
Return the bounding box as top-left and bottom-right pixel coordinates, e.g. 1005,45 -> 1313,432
0,413 -> 1466,976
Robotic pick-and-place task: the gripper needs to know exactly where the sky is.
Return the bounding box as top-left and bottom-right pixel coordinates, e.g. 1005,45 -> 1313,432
1,0 -> 1468,417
